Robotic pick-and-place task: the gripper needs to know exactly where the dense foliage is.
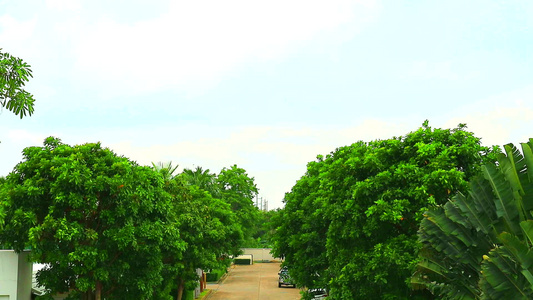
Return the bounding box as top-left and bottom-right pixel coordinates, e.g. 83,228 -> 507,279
155,168 -> 242,300
0,137 -> 182,299
271,122 -> 498,299
0,48 -> 35,118
0,138 -> 260,300
216,165 -> 260,242
242,209 -> 279,248
413,139 -> 533,299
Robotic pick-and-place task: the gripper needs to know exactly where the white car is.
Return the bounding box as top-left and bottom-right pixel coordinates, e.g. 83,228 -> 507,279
308,288 -> 328,299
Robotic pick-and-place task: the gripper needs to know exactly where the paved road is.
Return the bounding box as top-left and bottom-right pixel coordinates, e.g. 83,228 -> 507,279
206,262 -> 301,300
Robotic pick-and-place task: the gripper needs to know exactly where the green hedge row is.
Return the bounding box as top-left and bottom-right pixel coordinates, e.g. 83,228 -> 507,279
206,268 -> 226,282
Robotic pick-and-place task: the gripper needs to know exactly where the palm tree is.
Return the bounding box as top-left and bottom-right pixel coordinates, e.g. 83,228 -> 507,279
151,161 -> 179,181
412,139 -> 533,299
181,166 -> 221,198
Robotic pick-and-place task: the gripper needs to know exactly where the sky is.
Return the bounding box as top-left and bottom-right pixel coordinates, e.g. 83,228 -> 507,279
1,0 -> 533,210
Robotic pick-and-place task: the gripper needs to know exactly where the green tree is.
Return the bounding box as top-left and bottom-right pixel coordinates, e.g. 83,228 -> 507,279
272,122 -> 498,299
413,140 -> 533,299
1,49 -> 35,118
271,157 -> 329,290
0,137 -> 184,300
152,161 -> 179,181
152,164 -> 242,300
217,164 -> 260,242
244,209 -> 280,248
181,166 -> 221,198
325,123 -> 497,299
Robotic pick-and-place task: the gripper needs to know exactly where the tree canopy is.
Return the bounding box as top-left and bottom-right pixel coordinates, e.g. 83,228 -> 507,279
271,122 -> 499,299
0,137 -> 184,299
216,165 -> 260,242
0,140 -> 262,300
152,164 -> 243,300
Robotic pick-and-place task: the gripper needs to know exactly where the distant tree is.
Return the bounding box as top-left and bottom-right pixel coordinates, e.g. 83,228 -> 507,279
0,137 -> 183,300
0,49 -> 35,118
250,209 -> 280,247
217,165 -> 260,242
181,166 -> 221,198
152,161 -> 179,181
152,164 -> 242,300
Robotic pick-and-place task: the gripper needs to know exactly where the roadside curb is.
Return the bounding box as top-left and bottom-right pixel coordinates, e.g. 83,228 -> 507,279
218,263 -> 235,284
204,264 -> 234,299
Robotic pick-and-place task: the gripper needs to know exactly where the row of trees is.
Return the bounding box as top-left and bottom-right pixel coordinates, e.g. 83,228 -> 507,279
0,137 -> 260,300
271,122 -> 501,299
0,49 -> 276,299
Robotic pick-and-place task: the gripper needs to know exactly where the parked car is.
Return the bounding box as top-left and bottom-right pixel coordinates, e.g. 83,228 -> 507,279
308,288 -> 328,299
278,266 -> 296,288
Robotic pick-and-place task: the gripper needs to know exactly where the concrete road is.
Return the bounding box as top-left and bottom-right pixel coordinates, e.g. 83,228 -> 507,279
206,262 -> 301,300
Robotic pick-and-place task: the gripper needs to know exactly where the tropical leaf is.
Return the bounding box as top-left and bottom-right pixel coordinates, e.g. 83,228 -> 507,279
501,144 -> 526,196
520,141 -> 533,214
522,140 -> 533,184
479,247 -> 532,300
414,140 -> 533,299
498,231 -> 533,269
521,220 -> 533,246
483,163 -> 521,236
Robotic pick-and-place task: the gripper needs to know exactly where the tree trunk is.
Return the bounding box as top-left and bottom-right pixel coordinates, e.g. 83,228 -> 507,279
95,280 -> 102,300
176,277 -> 185,300
200,271 -> 206,292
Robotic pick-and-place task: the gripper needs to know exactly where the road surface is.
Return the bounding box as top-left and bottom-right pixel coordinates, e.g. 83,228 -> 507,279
206,262 -> 301,300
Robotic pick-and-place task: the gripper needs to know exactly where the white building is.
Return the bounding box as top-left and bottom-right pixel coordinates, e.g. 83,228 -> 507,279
0,250 -> 32,300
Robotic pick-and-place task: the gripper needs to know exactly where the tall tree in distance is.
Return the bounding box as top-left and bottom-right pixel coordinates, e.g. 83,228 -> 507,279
182,166 -> 221,198
152,161 -> 179,181
217,165 -> 260,243
0,49 -> 36,118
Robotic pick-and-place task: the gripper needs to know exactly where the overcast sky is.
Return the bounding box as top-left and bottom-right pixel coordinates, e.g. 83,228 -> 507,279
1,0 -> 532,209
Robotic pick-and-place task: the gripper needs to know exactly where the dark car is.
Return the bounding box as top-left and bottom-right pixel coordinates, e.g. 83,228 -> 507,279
278,266 -> 296,288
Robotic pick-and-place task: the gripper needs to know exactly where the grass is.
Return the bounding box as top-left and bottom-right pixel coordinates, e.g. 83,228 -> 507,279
196,289 -> 212,300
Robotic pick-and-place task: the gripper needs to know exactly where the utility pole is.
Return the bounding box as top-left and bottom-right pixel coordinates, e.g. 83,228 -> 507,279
254,195 -> 268,211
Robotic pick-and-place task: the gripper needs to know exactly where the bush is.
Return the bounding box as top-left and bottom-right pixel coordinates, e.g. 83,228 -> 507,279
182,288 -> 195,300
206,268 -> 226,282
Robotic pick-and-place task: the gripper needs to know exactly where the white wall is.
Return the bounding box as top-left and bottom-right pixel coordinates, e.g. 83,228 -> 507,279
240,248 -> 279,262
0,250 -> 32,300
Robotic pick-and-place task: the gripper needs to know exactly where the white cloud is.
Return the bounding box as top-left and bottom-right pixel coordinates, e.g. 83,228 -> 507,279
71,0 -> 380,96
404,60 -> 480,80
6,129 -> 46,144
0,15 -> 37,55
46,0 -> 82,12
443,93 -> 533,148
